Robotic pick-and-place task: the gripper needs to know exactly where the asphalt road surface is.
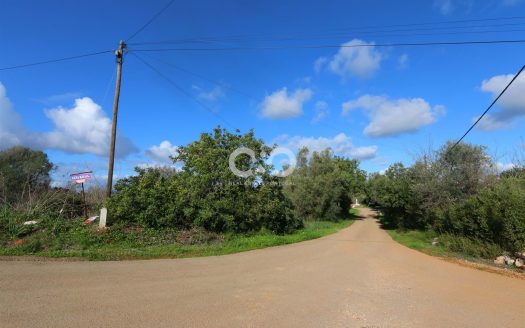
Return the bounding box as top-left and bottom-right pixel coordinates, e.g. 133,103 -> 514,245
2,208 -> 525,328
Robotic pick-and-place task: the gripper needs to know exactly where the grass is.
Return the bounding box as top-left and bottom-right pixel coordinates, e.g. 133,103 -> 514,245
0,210 -> 357,261
387,229 -> 448,257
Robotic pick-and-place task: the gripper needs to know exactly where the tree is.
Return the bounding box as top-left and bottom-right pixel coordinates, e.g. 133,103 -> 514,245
0,147 -> 54,205
284,148 -> 366,221
109,127 -> 302,233
174,127 -> 301,233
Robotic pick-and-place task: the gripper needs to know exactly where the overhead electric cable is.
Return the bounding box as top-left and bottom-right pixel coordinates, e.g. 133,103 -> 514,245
130,21 -> 525,46
127,0 -> 176,42
129,27 -> 525,46
130,39 -> 525,52
142,53 -> 257,100
128,15 -> 525,45
450,64 -> 525,150
130,52 -> 234,128
0,50 -> 112,71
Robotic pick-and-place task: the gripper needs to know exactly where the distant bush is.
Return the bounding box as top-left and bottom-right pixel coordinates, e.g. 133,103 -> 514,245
284,148 -> 366,221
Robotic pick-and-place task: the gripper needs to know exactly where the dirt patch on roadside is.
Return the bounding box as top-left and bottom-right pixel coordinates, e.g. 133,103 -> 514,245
439,256 -> 525,280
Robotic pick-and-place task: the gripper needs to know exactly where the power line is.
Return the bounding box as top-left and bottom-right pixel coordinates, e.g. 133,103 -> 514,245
141,53 -> 257,100
127,0 -> 176,42
129,27 -> 525,47
130,52 -> 234,128
0,50 -> 112,71
128,15 -> 525,45
130,39 -> 525,52
450,64 -> 525,151
130,21 -> 525,46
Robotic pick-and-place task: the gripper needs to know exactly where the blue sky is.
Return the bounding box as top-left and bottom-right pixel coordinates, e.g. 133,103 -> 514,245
1,0 -> 525,185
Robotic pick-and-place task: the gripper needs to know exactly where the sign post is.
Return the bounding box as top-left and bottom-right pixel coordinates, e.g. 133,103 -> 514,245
70,171 -> 93,219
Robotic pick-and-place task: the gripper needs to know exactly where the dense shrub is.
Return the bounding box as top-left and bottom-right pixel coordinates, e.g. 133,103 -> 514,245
367,140 -> 525,255
284,148 -> 366,221
442,177 -> 525,252
108,168 -> 185,228
108,127 -> 302,234
0,147 -> 54,205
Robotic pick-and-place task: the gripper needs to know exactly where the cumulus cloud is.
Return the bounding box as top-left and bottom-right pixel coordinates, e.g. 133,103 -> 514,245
316,39 -> 383,79
476,73 -> 525,130
146,140 -> 178,163
260,87 -> 312,119
342,95 -> 445,137
42,98 -> 136,157
275,133 -> 378,160
0,83 -> 27,149
192,85 -> 225,102
0,83 -> 136,157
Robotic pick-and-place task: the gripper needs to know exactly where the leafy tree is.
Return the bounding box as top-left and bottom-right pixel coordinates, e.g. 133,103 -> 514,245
0,147 -> 54,205
284,148 -> 366,221
109,127 -> 301,234
175,127 -> 300,233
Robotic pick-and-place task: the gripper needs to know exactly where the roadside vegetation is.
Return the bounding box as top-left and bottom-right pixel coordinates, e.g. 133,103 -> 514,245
0,128 -> 363,260
366,141 -> 525,266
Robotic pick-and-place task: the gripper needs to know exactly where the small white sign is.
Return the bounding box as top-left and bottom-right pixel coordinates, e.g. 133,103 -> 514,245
70,172 -> 92,184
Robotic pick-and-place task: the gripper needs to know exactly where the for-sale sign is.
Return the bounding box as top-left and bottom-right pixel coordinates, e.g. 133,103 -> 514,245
70,171 -> 92,184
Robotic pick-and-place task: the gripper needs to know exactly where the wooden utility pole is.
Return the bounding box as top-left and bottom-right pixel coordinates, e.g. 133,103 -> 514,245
106,40 -> 126,198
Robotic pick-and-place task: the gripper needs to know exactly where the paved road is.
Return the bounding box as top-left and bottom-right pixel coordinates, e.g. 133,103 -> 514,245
1,208 -> 525,328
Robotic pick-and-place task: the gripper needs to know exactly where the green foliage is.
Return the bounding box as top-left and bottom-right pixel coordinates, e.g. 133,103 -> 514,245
108,168 -> 185,228
108,127 -> 301,233
439,234 -> 503,259
0,147 -> 54,205
284,148 -> 366,221
442,177 -> 525,252
0,210 -> 353,260
368,141 -> 525,255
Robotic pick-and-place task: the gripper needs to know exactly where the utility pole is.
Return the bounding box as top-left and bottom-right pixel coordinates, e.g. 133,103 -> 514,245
106,40 -> 126,198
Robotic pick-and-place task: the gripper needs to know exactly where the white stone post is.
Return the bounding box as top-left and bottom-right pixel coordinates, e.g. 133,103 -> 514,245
99,207 -> 107,228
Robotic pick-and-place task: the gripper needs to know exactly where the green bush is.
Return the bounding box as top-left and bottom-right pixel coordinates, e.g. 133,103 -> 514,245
440,234 -> 503,259
108,127 -> 302,234
367,141 -> 525,257
284,148 -> 366,222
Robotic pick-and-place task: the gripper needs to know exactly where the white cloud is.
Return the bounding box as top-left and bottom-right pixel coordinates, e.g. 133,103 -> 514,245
312,101 -> 329,123
434,0 -> 455,15
146,140 -> 178,163
275,133 -> 377,160
192,85 -> 225,102
476,73 -> 525,130
0,83 -> 136,157
317,39 -> 383,79
42,97 -> 136,157
496,162 -> 515,173
342,95 -> 445,137
0,83 -> 26,149
260,87 -> 312,119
